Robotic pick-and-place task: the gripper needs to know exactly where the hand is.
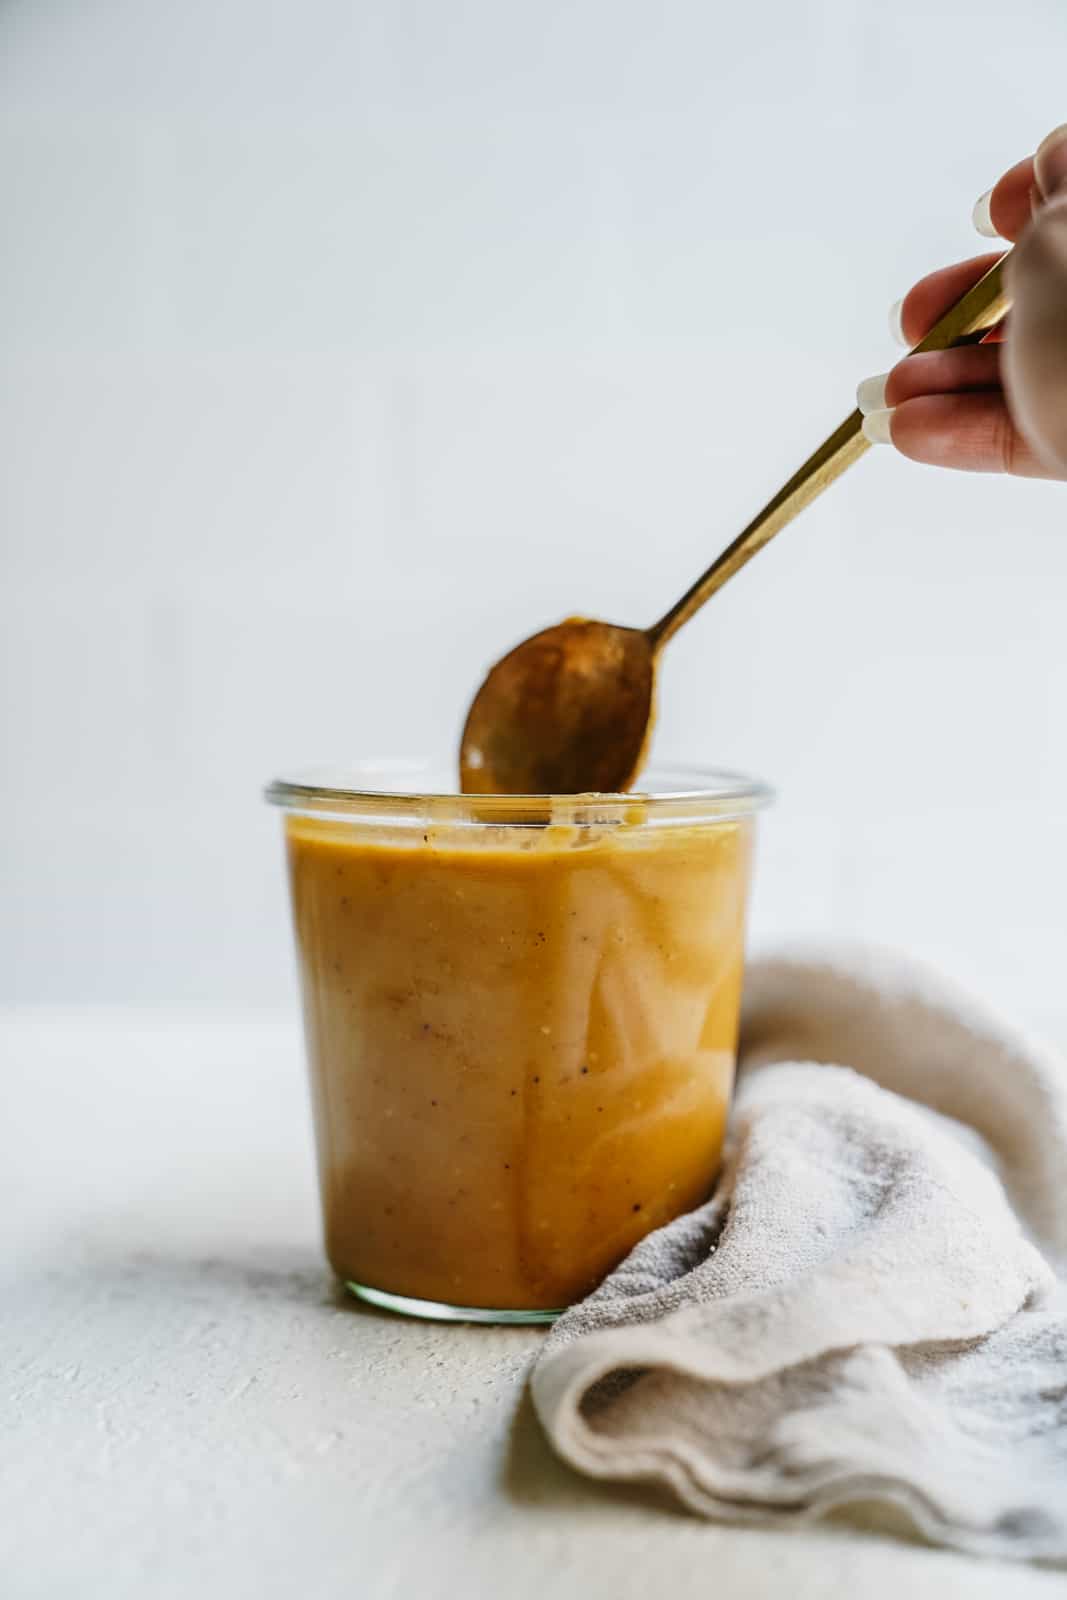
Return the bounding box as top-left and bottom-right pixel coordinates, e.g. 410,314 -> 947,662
857,126 -> 1067,478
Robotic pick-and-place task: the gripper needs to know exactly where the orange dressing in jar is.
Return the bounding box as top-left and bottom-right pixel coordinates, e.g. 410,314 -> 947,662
272,768 -> 768,1317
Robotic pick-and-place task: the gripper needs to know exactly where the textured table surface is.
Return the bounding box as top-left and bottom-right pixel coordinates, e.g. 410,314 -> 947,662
3,1011 -> 1062,1600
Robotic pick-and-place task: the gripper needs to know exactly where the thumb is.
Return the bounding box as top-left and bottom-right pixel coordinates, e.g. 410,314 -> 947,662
1003,130 -> 1067,474
1034,124 -> 1067,201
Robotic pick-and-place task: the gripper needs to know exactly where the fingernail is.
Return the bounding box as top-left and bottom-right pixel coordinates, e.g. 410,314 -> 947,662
888,299 -> 908,347
1035,123 -> 1067,199
972,188 -> 998,237
862,408 -> 895,446
856,373 -> 889,415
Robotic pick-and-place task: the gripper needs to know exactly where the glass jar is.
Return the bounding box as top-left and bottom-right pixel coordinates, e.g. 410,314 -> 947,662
266,762 -> 771,1323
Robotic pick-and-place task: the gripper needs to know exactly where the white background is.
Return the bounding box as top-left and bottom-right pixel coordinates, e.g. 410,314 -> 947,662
3,0 -> 1066,1025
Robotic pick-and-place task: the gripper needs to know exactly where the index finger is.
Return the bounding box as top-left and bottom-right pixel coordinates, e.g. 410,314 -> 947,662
898,252 -> 1005,347
979,156 -> 1037,242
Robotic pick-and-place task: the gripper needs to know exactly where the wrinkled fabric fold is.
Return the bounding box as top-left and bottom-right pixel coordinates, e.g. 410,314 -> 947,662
531,946 -> 1067,1563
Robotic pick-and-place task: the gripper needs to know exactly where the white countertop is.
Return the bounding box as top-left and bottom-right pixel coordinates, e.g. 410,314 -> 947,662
3,1010 -> 1062,1600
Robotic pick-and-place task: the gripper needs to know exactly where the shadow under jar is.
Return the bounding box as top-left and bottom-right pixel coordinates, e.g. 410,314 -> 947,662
266,763 -> 771,1323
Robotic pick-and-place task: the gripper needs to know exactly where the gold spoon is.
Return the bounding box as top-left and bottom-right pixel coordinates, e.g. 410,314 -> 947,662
460,254 -> 1012,795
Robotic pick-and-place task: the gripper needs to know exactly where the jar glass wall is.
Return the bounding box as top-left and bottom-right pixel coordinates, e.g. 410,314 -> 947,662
267,763 -> 771,1322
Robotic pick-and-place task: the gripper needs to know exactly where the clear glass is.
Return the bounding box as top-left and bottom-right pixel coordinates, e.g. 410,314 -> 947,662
267,761 -> 771,1323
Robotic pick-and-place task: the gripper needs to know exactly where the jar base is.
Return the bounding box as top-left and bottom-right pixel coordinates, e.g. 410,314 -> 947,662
344,1280 -> 563,1324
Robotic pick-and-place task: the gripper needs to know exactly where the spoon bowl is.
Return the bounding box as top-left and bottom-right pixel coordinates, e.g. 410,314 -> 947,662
459,619 -> 655,796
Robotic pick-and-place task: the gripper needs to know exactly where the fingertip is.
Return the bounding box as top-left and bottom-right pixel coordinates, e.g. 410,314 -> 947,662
884,396 -> 949,467
881,344 -> 1002,410
881,357 -> 910,410
890,254 -> 1004,351
1035,124 -> 1067,199
985,156 -> 1039,244
1035,123 -> 1067,159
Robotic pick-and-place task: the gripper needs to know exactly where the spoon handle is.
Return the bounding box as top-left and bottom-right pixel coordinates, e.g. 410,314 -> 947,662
647,252 -> 1012,650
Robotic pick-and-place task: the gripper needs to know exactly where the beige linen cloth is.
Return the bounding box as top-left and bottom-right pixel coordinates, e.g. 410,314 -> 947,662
531,946 -> 1067,1563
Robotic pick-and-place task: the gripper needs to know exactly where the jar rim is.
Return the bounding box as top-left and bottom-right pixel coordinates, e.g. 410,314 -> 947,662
265,759 -> 773,828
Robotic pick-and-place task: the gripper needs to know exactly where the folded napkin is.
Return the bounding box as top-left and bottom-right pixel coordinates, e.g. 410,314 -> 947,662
531,946 -> 1067,1563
